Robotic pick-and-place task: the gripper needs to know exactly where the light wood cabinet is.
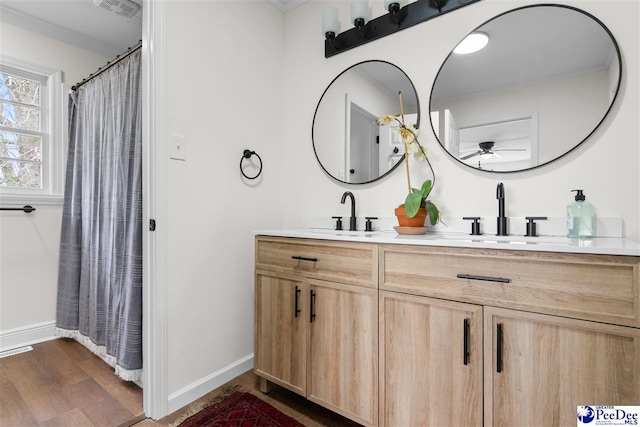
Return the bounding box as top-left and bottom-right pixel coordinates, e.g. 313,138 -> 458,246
380,244 -> 640,327
256,236 -> 640,427
254,271 -> 306,395
255,236 -> 377,288
485,307 -> 640,427
379,244 -> 640,427
308,279 -> 378,426
254,237 -> 378,427
379,291 -> 483,427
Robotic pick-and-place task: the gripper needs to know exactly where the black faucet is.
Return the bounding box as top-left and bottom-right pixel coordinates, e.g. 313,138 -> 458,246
341,191 -> 357,231
496,182 -> 508,236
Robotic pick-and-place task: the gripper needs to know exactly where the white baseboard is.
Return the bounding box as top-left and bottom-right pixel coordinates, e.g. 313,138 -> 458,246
0,321 -> 58,352
167,353 -> 254,414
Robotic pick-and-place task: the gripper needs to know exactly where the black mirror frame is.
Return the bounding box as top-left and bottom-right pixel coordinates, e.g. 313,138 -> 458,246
429,4 -> 622,174
312,60 -> 420,185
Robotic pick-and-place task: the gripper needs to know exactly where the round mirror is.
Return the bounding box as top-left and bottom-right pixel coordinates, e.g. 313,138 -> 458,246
313,60 -> 419,184
430,5 -> 621,172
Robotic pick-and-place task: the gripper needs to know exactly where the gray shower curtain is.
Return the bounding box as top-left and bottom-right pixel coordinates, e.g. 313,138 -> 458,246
56,49 -> 142,381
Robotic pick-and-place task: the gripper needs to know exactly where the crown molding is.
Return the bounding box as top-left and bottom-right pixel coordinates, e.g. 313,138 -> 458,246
266,0 -> 308,13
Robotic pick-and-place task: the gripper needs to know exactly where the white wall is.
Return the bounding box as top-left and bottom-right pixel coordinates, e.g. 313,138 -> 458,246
0,23 -> 108,339
165,1 -> 285,396
282,0 -> 640,242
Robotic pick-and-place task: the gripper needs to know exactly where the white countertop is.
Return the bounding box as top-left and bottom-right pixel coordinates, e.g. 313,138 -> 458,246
255,229 -> 640,256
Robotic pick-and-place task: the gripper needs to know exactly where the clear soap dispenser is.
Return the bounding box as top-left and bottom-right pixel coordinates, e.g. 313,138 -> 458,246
566,189 -> 595,239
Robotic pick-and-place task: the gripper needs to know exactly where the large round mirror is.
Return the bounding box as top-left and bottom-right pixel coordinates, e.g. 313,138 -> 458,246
313,60 -> 419,184
430,5 -> 621,172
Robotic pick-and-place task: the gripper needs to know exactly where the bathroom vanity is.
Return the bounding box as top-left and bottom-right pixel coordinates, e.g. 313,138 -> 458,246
254,237 -> 379,425
254,231 -> 640,427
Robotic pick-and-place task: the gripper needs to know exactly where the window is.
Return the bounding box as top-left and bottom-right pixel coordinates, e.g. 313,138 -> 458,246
0,56 -> 64,204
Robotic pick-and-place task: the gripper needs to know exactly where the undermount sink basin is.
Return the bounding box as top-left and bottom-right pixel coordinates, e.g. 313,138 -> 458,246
305,229 -> 388,238
427,234 -> 581,246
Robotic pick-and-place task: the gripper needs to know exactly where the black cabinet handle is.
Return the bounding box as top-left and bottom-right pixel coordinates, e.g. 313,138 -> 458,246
463,318 -> 470,366
457,274 -> 510,283
310,290 -> 316,323
292,256 -> 318,262
496,323 -> 504,373
294,285 -> 301,318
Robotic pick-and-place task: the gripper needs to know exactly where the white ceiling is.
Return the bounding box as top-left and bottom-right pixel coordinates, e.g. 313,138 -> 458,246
356,61 -> 419,113
0,0 -> 143,58
0,0 -> 309,59
431,6 -> 617,102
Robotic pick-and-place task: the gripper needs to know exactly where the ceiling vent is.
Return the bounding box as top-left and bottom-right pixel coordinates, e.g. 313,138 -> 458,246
92,0 -> 141,18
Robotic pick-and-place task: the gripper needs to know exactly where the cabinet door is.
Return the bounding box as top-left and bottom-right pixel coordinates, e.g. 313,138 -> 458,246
254,271 -> 307,396
380,291 -> 483,427
485,307 -> 640,427
307,280 -> 378,427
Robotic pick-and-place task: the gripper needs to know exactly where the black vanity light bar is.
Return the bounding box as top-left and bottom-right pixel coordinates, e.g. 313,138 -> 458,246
325,0 -> 481,58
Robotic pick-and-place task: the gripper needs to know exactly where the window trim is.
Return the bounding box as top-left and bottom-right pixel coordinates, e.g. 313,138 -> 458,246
0,55 -> 65,205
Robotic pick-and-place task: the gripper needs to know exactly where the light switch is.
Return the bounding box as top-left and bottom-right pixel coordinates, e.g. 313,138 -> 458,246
169,134 -> 186,161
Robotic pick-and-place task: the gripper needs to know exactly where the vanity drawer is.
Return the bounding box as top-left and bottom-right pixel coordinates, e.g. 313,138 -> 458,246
256,236 -> 377,288
380,244 -> 640,327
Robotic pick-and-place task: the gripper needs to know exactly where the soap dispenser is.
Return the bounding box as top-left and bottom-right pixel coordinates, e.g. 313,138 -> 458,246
566,189 -> 595,239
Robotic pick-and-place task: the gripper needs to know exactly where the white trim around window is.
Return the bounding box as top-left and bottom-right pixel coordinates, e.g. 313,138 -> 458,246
0,55 -> 66,205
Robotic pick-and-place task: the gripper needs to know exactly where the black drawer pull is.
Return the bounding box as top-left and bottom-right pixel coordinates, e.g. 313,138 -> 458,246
310,290 -> 316,323
496,323 -> 504,373
292,255 -> 318,262
457,274 -> 510,283
294,285 -> 301,318
463,318 -> 470,366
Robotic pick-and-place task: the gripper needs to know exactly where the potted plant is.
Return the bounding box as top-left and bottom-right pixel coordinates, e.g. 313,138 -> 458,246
376,91 -> 440,228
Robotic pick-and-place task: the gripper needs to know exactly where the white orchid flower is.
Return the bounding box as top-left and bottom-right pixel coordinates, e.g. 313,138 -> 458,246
375,115 -> 395,126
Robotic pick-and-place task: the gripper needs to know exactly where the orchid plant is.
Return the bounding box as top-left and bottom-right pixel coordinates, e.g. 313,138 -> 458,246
375,91 -> 440,226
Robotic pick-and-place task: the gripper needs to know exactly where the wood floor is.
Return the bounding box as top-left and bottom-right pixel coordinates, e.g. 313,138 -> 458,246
135,370 -> 361,427
1,339 -> 360,426
0,339 -> 144,427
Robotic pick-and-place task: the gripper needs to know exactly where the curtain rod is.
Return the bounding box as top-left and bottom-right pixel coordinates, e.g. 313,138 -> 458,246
0,205 -> 36,213
72,40 -> 142,91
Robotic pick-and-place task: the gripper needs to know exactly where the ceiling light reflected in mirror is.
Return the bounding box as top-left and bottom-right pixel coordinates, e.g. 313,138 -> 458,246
453,32 -> 489,54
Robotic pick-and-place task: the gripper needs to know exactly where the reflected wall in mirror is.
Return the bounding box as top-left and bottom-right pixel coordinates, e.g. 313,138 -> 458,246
313,60 -> 419,184
430,5 -> 621,172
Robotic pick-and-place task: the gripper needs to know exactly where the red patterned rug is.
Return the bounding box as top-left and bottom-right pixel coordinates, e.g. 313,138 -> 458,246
177,391 -> 304,427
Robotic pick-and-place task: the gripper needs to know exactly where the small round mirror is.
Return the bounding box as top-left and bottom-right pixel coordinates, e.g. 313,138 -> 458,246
430,5 -> 621,172
313,60 -> 419,184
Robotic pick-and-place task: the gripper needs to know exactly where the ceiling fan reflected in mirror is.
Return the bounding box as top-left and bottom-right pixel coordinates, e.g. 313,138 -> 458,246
459,141 -> 525,160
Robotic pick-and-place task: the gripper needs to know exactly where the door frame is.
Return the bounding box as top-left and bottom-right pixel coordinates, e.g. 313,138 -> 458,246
345,94 -> 378,183
142,0 -> 169,419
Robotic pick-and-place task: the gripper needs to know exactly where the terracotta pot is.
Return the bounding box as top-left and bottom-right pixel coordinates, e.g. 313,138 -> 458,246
394,206 -> 428,227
